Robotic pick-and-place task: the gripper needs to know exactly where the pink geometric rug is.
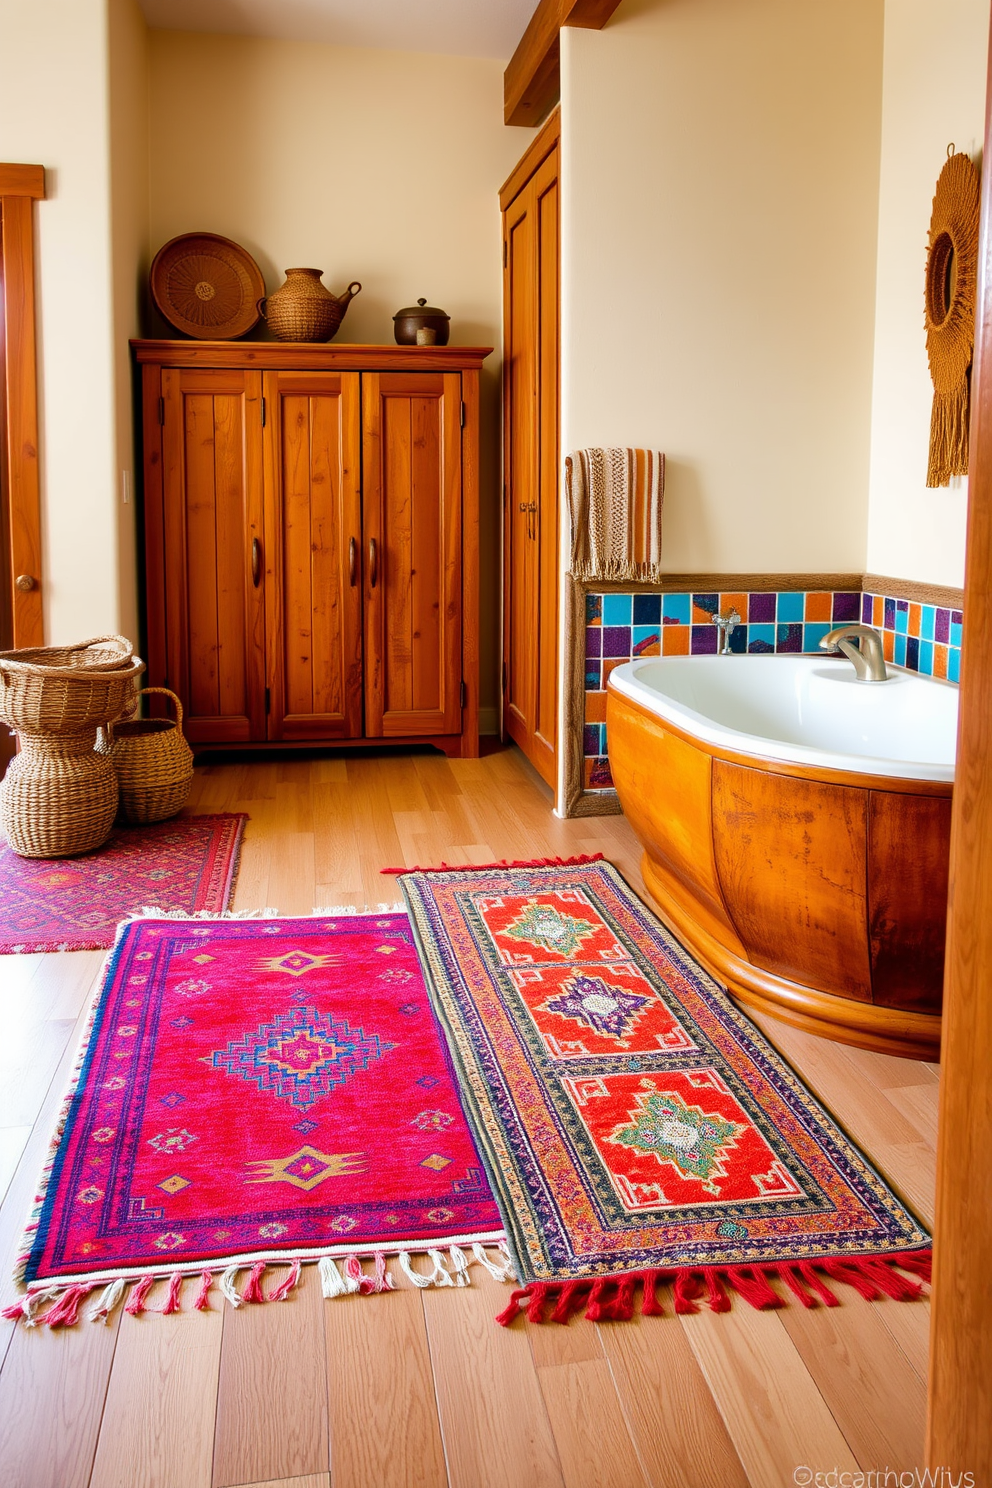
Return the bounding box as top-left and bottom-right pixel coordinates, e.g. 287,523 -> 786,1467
0,814 -> 247,953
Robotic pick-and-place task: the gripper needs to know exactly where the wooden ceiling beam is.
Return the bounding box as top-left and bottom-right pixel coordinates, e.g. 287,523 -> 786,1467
504,0 -> 623,127
0,163 -> 45,198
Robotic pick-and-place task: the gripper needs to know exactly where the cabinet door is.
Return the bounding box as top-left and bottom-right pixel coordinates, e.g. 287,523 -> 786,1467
502,136 -> 559,788
262,371 -> 363,741
160,367 -> 265,743
362,372 -> 463,738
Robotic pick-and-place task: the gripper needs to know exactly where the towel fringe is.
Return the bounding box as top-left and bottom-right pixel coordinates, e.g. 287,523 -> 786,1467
382,854 -> 604,876
495,1251 -> 932,1327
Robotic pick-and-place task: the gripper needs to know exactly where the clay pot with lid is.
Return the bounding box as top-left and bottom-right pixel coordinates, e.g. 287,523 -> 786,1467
258,269 -> 361,343
393,298 -> 451,346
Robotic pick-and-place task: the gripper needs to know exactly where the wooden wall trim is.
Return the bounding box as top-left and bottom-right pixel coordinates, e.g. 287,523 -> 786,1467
504,0 -> 623,128
926,4 -> 992,1476
582,572 -> 865,596
0,164 -> 45,198
1,171 -> 45,648
863,573 -> 964,609
131,342 -> 493,372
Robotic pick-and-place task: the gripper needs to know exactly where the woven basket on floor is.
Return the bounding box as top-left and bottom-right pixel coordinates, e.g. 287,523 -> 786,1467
97,688 -> 194,825
0,648 -> 143,735
0,733 -> 119,857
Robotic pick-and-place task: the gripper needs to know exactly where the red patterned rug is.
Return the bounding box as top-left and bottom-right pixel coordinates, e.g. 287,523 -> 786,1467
5,912 -> 506,1326
0,815 -> 247,953
398,859 -> 932,1325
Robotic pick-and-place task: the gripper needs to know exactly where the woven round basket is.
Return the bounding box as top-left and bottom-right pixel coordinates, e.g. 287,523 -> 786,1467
0,651 -> 144,735
0,733 -> 119,857
97,687 -> 194,825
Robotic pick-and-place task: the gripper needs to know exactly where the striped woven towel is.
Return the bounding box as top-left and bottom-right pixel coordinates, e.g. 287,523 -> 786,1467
565,448 -> 666,582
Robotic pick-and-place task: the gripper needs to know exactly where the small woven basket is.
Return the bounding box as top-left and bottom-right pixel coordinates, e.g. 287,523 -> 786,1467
0,645 -> 143,735
97,687 -> 194,825
0,733 -> 119,857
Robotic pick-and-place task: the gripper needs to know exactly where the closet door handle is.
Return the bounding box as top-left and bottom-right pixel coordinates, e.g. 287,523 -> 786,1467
368,537 -> 378,589
251,537 -> 262,587
348,536 -> 357,586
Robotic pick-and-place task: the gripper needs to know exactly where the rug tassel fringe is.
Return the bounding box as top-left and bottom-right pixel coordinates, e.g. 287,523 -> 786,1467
88,1278 -> 126,1324
381,854 -> 605,876
495,1252 -> 932,1327
219,1265 -> 243,1309
472,1242 -> 516,1282
319,1256 -> 349,1298
193,1270 -> 213,1311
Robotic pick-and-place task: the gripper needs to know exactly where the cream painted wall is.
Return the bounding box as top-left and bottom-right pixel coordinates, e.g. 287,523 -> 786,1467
560,0 -> 884,574
0,0 -> 131,643
865,0 -> 989,589
148,32 -> 533,720
109,0 -> 151,644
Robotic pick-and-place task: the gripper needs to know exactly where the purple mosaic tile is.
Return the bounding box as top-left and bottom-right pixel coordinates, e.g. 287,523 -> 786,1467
896,598 -> 909,613
884,597 -> 897,630
861,593 -> 873,624
832,591 -> 860,623
906,636 -> 920,672
777,622 -> 803,653
589,758 -> 613,788
952,609 -> 963,625
690,625 -> 718,655
602,626 -> 631,658
586,627 -> 602,659
935,608 -> 950,643
748,592 -> 776,624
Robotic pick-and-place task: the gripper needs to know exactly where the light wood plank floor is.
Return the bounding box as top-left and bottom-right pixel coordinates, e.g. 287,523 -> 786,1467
0,745 -> 938,1488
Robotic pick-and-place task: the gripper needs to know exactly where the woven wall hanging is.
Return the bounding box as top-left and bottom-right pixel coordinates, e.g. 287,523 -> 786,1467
924,146 -> 981,487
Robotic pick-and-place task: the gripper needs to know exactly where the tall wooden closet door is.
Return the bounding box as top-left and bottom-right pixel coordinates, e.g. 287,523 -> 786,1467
362,372 -> 463,737
502,120 -> 559,790
160,367 -> 265,743
262,371 -> 363,740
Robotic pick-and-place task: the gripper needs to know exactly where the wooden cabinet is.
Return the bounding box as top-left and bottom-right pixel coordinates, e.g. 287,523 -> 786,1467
501,112 -> 560,789
136,342 -> 490,756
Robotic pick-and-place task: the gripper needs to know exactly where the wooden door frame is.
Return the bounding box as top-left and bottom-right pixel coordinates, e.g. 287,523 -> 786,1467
0,163 -> 45,650
926,5 -> 992,1474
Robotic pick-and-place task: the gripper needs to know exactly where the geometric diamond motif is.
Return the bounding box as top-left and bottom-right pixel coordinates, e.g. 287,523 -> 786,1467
420,1154 -> 452,1171
211,1004 -> 395,1110
607,1088 -> 743,1196
157,1174 -> 191,1194
542,972 -> 650,1040
503,903 -> 596,957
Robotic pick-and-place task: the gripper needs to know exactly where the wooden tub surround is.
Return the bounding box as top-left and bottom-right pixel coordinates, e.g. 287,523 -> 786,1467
606,684 -> 950,1060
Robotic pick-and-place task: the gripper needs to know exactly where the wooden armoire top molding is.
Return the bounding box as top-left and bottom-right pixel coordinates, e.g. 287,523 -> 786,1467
131,340 -> 493,371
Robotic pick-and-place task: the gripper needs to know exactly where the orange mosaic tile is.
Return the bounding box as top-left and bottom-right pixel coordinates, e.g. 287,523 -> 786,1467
804,592 -> 832,622
934,643 -> 949,679
882,629 -> 895,662
585,690 -> 607,723
909,603 -> 922,638
719,592 -> 748,622
662,624 -> 690,656
872,594 -> 883,627
602,657 -> 628,686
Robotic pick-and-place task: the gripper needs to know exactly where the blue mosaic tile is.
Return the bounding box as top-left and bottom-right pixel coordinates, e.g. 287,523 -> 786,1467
920,605 -> 935,642
777,622 -> 803,653
905,635 -> 920,672
950,615 -> 962,648
602,626 -> 631,659
632,626 -> 660,655
585,627 -> 602,658
918,639 -> 934,675
585,593 -> 602,625
692,592 -> 719,617
895,606 -> 908,635
662,593 -> 691,626
690,624 -> 718,654
727,625 -> 748,653
884,597 -> 897,631
803,622 -> 831,652
602,594 -> 632,626
776,592 -> 804,623
832,591 -> 860,623
585,662 -> 601,688
894,632 -> 907,667
633,593 -> 661,625
748,624 -> 776,651
948,647 -> 961,683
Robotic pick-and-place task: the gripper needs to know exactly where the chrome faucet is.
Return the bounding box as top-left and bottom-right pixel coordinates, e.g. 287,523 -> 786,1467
712,607 -> 741,655
819,624 -> 888,682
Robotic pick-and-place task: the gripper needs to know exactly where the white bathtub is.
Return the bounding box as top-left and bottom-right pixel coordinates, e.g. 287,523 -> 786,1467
608,654 -> 958,784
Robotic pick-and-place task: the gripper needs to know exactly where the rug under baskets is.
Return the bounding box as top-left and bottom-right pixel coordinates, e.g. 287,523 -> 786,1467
0,814 -> 247,953
5,911 -> 506,1327
397,858 -> 932,1325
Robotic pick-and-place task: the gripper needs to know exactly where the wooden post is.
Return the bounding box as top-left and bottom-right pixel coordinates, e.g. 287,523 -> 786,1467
926,3 -> 992,1476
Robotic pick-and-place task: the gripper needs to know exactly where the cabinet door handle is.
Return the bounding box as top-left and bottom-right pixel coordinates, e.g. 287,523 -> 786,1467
368,537 -> 378,589
349,536 -> 357,586
251,537 -> 262,587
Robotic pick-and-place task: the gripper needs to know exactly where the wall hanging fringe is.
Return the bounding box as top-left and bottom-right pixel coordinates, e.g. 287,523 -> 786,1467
925,147 -> 981,487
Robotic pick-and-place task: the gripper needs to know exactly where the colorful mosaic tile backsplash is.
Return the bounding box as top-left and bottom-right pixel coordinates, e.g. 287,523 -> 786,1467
584,588 -> 963,791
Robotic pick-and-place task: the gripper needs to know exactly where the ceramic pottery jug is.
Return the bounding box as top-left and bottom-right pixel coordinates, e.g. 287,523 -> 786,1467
393,298 -> 451,346
258,269 -> 362,343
